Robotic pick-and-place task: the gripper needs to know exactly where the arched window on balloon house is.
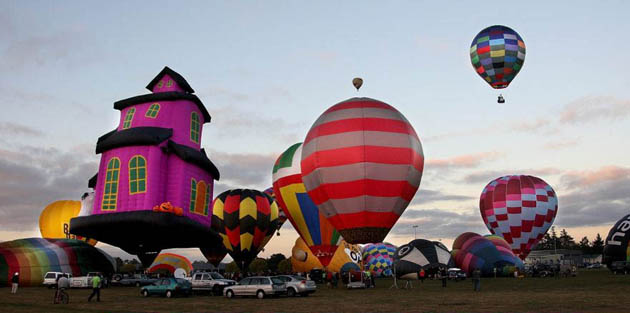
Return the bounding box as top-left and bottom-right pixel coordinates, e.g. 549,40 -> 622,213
102,157 -> 121,211
190,112 -> 200,144
122,108 -> 135,129
189,179 -> 210,216
128,155 -> 147,195
145,103 -> 160,118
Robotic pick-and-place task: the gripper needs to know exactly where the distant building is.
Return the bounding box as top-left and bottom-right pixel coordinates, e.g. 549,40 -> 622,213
526,249 -> 601,265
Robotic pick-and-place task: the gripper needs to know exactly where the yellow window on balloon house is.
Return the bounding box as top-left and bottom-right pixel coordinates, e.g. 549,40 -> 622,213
129,155 -> 146,194
189,179 -> 208,216
123,108 -> 135,129
190,112 -> 200,143
145,103 -> 160,118
102,158 -> 120,211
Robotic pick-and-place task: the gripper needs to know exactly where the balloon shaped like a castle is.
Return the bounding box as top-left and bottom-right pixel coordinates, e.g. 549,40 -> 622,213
71,67 -> 222,265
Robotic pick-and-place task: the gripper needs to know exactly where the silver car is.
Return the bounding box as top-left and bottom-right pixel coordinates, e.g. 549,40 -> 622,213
224,276 -> 286,299
273,275 -> 316,297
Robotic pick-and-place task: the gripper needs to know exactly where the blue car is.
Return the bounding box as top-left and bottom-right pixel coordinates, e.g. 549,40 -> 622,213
140,278 -> 192,298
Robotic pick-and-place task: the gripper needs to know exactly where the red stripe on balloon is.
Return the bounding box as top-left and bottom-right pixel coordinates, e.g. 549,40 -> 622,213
226,226 -> 240,248
323,100 -> 396,114
307,179 -> 417,204
328,211 -> 400,229
304,118 -> 417,144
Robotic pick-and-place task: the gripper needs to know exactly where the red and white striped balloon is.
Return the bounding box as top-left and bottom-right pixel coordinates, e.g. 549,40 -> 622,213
301,97 -> 424,244
479,175 -> 558,260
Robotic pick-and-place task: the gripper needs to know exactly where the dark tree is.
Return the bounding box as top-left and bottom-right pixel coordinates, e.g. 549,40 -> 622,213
559,229 -> 577,249
591,233 -> 604,254
578,236 -> 590,253
267,253 -> 286,272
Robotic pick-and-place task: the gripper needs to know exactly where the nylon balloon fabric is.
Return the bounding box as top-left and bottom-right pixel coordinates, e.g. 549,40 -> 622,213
211,189 -> 279,269
480,175 -> 558,260
147,253 -> 193,275
301,97 -> 424,244
470,25 -> 525,89
273,143 -> 342,266
362,243 -> 397,277
603,214 -> 630,266
393,239 -> 454,280
451,232 -> 523,277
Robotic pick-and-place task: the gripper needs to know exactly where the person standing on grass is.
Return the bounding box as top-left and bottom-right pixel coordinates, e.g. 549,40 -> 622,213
88,274 -> 102,302
11,272 -> 19,294
419,269 -> 426,283
472,268 -> 481,291
440,268 -> 447,288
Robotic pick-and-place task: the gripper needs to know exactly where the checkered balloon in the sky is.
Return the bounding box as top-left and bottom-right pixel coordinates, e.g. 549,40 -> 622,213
479,175 -> 558,260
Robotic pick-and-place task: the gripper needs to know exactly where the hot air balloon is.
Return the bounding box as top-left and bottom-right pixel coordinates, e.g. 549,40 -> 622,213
352,78 -> 363,91
480,175 -> 558,260
291,237 -> 324,273
362,243 -> 397,277
273,143 -> 342,266
147,253 -> 193,276
290,237 -> 362,273
603,214 -> 630,267
470,25 -> 525,103
40,200 -> 97,245
0,238 -> 115,287
263,187 -> 287,232
211,189 -> 279,270
200,246 -> 227,267
301,97 -> 424,244
451,232 -> 523,277
393,239 -> 455,280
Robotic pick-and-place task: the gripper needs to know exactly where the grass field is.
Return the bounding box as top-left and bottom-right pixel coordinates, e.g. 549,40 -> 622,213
2,269 -> 629,313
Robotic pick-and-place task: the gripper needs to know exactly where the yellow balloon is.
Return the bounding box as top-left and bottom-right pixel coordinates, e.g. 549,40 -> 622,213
39,200 -> 97,246
290,237 -> 362,273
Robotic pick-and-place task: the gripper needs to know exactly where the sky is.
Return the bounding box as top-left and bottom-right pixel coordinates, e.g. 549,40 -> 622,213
1,1 -> 630,263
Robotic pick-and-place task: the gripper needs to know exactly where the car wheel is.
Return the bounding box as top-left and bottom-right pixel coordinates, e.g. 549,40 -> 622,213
256,290 -> 265,299
136,282 -> 141,287
287,288 -> 296,297
142,290 -> 149,297
226,290 -> 234,299
166,290 -> 173,298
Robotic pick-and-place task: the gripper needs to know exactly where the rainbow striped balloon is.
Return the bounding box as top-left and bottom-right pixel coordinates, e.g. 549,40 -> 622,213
147,253 -> 193,275
301,97 -> 424,244
0,238 -> 115,286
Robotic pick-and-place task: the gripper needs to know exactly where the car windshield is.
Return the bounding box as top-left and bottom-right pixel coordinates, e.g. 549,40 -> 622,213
210,272 -> 225,279
291,276 -> 306,280
45,273 -> 56,278
271,277 -> 284,285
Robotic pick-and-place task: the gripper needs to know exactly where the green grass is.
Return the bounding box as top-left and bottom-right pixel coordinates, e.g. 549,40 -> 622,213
2,269 -> 629,313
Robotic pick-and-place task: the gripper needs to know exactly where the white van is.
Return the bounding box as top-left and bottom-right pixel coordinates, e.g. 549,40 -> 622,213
43,272 -> 72,288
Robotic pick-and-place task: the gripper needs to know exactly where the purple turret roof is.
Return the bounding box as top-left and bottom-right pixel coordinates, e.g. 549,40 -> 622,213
146,66 -> 195,93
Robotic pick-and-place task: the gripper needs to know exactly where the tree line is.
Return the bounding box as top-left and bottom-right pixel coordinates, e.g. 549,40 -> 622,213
533,226 -> 604,255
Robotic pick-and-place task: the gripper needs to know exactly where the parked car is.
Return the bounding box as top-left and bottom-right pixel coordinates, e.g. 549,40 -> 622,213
611,261 -> 630,274
273,275 -> 316,297
224,276 -> 286,299
43,272 -> 72,288
113,274 -> 159,287
190,272 -> 236,295
587,263 -> 602,269
140,278 -> 192,298
447,268 -> 466,281
71,272 -> 105,288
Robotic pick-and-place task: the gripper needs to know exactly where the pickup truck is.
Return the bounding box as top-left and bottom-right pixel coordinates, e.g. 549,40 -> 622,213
71,272 -> 105,288
189,272 -> 236,295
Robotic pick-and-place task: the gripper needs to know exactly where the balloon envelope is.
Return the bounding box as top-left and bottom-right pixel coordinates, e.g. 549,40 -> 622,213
470,25 -> 525,89
479,175 -> 558,260
147,253 -> 193,275
362,242 -> 397,277
211,189 -> 279,269
40,200 -> 97,245
451,232 -> 523,277
273,143 -> 342,266
393,239 -> 454,280
603,214 -> 630,266
301,97 -> 424,244
290,237 -> 362,273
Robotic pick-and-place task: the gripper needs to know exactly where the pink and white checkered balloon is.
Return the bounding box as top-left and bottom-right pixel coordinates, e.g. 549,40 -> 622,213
479,175 -> 558,260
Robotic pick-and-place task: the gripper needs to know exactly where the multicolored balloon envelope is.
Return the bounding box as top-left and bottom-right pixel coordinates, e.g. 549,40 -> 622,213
200,246 -> 227,267
603,214 -> 630,266
40,200 -> 97,245
147,253 -> 193,275
451,232 -> 523,277
362,243 -> 397,277
273,143 -> 342,266
301,97 -> 424,244
0,238 -> 115,287
470,25 -> 525,89
211,189 -> 279,269
480,175 -> 558,260
290,237 -> 362,273
393,239 -> 455,280
263,187 -> 287,229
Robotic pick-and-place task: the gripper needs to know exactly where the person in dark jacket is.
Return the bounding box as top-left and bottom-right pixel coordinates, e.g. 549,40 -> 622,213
472,268 -> 481,291
440,268 -> 447,287
11,272 -> 19,294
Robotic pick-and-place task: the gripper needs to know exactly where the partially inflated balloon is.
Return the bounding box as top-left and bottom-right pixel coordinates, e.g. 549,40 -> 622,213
273,143 -> 342,266
147,253 -> 193,275
200,246 -> 227,267
470,25 -> 525,89
362,243 -> 397,277
480,175 -> 558,259
603,214 -> 630,266
211,189 -> 279,269
301,97 -> 424,244
40,200 -> 97,245
451,232 -> 523,276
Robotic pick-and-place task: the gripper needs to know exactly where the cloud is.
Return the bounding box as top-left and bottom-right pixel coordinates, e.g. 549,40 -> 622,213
0,122 -> 44,137
560,96 -> 630,124
461,167 -> 564,184
542,138 -> 580,150
208,150 -> 277,189
0,145 -> 98,232
391,208 -> 486,240
411,189 -> 474,205
560,166 -> 630,190
426,151 -> 502,170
